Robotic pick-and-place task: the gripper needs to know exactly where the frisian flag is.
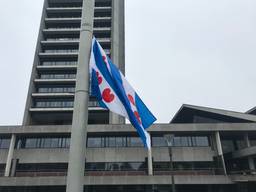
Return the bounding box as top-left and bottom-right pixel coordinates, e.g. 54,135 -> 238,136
89,37 -> 157,149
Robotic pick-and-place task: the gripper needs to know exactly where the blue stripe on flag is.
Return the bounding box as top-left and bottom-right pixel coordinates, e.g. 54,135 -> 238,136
135,93 -> 157,129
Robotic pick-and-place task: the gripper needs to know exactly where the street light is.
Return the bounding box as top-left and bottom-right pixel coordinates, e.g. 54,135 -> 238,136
164,134 -> 176,192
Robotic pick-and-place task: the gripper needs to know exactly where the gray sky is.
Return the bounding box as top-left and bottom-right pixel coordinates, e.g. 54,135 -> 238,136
0,0 -> 256,125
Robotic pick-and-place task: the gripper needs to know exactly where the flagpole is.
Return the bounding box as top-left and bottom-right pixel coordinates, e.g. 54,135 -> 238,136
66,0 -> 94,192
148,147 -> 153,175
147,132 -> 153,175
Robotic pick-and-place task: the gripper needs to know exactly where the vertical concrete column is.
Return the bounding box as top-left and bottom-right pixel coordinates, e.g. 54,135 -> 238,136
244,133 -> 251,147
66,0 -> 94,192
244,133 -> 255,171
4,134 -> 16,177
109,0 -> 125,124
215,131 -> 227,175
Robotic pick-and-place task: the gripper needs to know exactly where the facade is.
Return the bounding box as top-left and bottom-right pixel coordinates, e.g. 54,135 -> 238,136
0,0 -> 256,191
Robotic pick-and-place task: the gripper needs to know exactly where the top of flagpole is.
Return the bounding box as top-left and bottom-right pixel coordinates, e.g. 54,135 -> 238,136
66,0 -> 95,192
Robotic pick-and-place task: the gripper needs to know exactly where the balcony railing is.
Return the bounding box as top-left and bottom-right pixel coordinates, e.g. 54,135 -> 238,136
12,168 -> 228,177
154,168 -> 224,176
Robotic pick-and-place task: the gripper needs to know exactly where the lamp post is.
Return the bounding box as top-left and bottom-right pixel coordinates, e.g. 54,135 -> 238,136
164,134 -> 176,192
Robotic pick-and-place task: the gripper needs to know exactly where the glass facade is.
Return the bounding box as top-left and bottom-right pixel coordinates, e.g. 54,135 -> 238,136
37,87 -> 75,93
40,73 -> 76,79
87,135 -> 209,148
85,162 -> 146,171
44,49 -> 78,53
152,136 -> 209,147
34,100 -> 74,108
221,136 -> 248,153
0,138 -> 10,149
153,161 -> 214,171
87,136 -> 144,148
16,137 -> 70,149
41,61 -> 77,66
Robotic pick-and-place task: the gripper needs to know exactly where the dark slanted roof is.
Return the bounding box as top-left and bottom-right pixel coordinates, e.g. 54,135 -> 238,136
171,104 -> 256,124
246,107 -> 256,115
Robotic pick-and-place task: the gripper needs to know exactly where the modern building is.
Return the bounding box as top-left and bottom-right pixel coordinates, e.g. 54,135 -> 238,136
0,0 -> 256,191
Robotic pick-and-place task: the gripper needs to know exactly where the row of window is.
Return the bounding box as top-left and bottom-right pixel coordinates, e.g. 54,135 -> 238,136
37,87 -> 75,93
43,49 -> 110,54
44,38 -> 110,42
87,161 -> 214,171
16,137 -> 70,149
41,61 -> 77,66
0,136 -> 210,150
46,27 -> 80,30
40,74 -> 76,79
45,20 -> 111,30
87,136 -> 144,147
0,138 -> 10,149
48,1 -> 111,8
35,101 -> 74,108
46,12 -> 112,19
45,38 -> 79,41
13,136 -> 210,149
152,136 -> 209,147
222,139 -> 256,153
44,49 -> 78,53
47,26 -> 80,30
86,162 -> 145,171
34,100 -> 100,108
88,136 -> 209,148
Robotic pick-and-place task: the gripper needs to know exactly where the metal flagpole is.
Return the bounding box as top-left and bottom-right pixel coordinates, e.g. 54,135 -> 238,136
147,133 -> 153,175
66,0 -> 95,192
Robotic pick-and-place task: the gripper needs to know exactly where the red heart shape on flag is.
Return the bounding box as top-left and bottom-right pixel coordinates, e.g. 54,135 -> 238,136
102,88 -> 115,103
134,111 -> 142,124
96,72 -> 102,84
128,94 -> 135,106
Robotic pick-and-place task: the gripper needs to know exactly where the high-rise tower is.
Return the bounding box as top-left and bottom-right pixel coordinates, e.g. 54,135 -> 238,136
22,0 -> 125,126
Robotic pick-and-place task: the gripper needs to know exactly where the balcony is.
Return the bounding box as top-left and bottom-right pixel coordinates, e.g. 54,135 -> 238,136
32,92 -> 74,98
46,6 -> 111,16
36,65 -> 77,71
38,52 -> 78,59
34,78 -> 76,85
43,27 -> 111,37
41,40 -> 79,46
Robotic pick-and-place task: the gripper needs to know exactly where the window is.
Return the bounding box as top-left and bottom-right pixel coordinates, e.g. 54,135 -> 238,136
222,140 -> 235,153
35,100 -> 74,108
0,138 -> 10,149
25,138 -> 39,148
116,137 -> 126,147
87,137 -> 103,148
194,136 -> 209,147
127,137 -> 143,147
16,137 -> 70,149
106,137 -> 116,147
38,87 -> 75,93
152,136 -> 209,147
40,73 -> 76,79
85,162 -> 145,171
152,137 -> 166,147
44,49 -> 78,53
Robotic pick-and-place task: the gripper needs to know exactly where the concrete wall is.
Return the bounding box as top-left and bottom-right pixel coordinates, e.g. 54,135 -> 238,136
14,149 -> 69,164
22,0 -> 48,125
0,150 -> 8,164
1,123 -> 256,135
0,175 -> 234,186
10,147 -> 215,164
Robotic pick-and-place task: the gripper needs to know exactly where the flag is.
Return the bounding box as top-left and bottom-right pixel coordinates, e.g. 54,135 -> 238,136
89,37 -> 157,149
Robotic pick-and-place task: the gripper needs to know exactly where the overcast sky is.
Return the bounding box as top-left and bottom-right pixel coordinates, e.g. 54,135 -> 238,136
0,0 -> 255,125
